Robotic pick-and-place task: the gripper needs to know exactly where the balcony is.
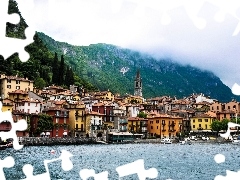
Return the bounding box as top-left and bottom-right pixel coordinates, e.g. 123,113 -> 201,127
55,112 -> 69,118
75,128 -> 85,132
197,127 -> 203,130
119,119 -> 128,124
169,123 -> 176,127
169,129 -> 176,132
140,129 -> 148,133
93,130 -> 103,133
162,129 -> 166,132
120,129 -> 128,132
140,122 -> 147,127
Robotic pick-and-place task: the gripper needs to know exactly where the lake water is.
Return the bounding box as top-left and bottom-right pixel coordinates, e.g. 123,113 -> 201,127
1,143 -> 240,180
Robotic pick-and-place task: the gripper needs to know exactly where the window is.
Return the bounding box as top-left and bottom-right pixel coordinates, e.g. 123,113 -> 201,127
193,125 -> 195,128
156,120 -> 159,123
205,124 -> 207,129
28,103 -> 30,106
217,106 -> 219,110
16,86 -> 20,89
7,85 -> 11,89
7,79 -> 11,83
75,116 -> 78,121
64,118 -> 66,124
157,126 -> 158,129
204,119 -> 208,122
199,124 -> 201,127
151,126 -> 153,129
16,80 -> 20,84
56,118 -> 59,123
76,124 -> 78,130
193,120 -> 195,123
198,119 -> 202,122
162,120 -> 165,125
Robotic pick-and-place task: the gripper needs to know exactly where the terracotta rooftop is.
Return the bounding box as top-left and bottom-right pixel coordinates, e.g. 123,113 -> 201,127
8,89 -> 28,94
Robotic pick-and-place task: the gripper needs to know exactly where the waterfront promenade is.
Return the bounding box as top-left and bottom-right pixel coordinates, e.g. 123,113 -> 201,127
19,137 -> 100,146
17,136 -> 230,146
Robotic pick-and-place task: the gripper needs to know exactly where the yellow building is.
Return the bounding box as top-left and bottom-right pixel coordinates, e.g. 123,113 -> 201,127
64,102 -> 86,137
85,111 -> 104,137
8,90 -> 29,109
94,90 -> 114,101
147,113 -> 183,138
0,74 -> 33,99
190,113 -> 216,132
1,99 -> 14,112
72,94 -> 81,101
124,95 -> 143,104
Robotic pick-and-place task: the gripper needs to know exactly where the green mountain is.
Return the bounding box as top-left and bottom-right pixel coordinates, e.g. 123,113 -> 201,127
0,0 -> 96,91
3,0 -> 238,102
37,32 -> 239,102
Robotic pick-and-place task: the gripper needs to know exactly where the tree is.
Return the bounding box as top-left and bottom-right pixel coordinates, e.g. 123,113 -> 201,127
34,77 -> 46,89
65,66 -> 75,87
210,120 -> 222,137
52,52 -> 59,84
58,55 -> 65,85
137,111 -> 147,118
221,119 -> 230,132
36,114 -> 53,135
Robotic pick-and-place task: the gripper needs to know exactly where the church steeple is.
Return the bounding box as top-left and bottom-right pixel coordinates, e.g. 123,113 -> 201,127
134,69 -> 142,97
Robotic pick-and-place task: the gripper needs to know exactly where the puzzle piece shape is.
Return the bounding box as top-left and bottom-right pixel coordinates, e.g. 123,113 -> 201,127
220,122 -> 240,139
215,170 -> 240,180
0,156 -> 15,180
0,0 -> 34,62
79,169 -> 109,180
0,102 -> 27,150
21,150 -> 73,180
116,159 -> 158,180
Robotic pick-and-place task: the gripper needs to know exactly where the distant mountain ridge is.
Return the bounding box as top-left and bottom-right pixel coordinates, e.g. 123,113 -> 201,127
37,32 -> 239,102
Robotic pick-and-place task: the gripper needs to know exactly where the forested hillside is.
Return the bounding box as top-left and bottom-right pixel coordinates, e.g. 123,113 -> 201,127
0,0 -> 96,91
2,0 -> 239,103
38,32 -> 239,102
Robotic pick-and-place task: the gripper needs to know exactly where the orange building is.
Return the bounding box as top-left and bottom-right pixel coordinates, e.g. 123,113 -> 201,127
147,113 -> 183,139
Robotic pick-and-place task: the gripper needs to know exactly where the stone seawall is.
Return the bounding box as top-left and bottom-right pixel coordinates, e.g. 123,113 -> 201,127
19,137 -> 101,146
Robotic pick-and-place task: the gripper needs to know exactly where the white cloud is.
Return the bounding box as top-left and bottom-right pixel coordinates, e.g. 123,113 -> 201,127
16,0 -> 240,89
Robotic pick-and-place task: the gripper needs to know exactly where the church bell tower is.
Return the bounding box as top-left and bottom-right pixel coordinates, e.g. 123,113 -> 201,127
134,69 -> 142,97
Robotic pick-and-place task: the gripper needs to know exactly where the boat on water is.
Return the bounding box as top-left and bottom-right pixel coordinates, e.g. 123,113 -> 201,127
232,139 -> 240,144
161,138 -> 172,144
0,145 -> 7,150
179,141 -> 185,145
179,140 -> 192,145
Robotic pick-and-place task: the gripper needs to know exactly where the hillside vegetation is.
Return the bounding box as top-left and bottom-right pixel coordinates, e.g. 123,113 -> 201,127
38,32 -> 238,102
0,0 -> 96,91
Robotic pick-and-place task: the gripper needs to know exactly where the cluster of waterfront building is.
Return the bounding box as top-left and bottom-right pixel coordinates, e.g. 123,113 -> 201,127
0,72 -> 239,141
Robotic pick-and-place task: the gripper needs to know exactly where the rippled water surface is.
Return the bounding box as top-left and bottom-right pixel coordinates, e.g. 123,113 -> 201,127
2,143 -> 240,179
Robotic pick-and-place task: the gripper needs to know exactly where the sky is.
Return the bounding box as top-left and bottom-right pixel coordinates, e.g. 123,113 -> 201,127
15,0 -> 240,94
